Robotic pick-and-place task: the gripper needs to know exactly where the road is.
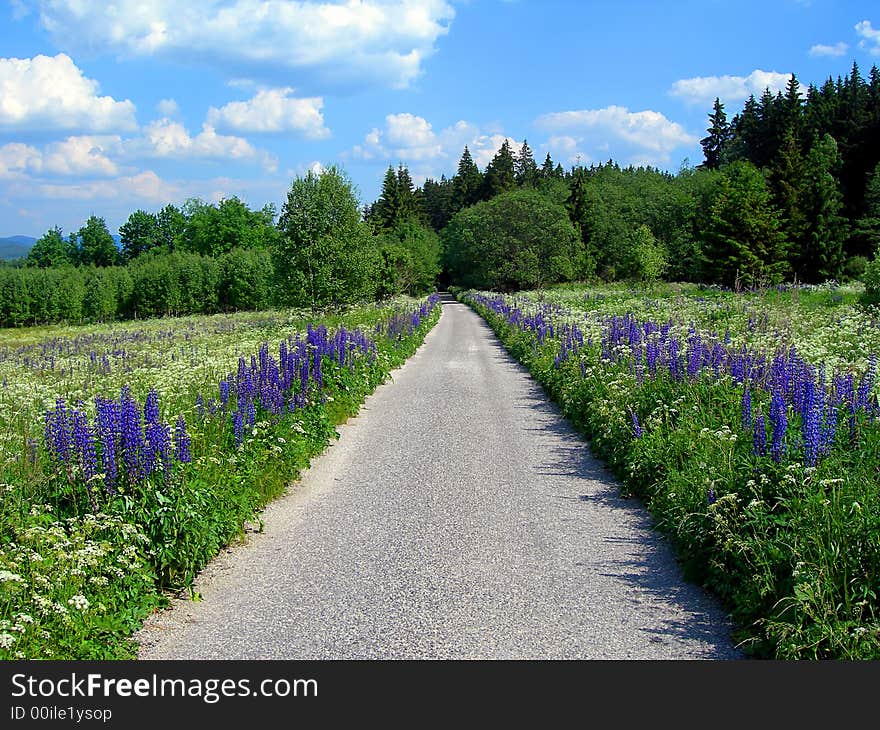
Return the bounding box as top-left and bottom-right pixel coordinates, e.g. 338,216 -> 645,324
136,295 -> 740,659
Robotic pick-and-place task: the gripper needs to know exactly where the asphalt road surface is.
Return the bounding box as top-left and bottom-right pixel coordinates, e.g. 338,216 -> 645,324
137,295 -> 741,659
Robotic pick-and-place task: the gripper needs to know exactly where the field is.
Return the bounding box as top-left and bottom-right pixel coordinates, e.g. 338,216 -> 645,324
460,282 -> 880,659
0,295 -> 441,659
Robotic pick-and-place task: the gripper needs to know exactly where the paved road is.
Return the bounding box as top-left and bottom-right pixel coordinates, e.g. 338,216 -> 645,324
137,296 -> 740,659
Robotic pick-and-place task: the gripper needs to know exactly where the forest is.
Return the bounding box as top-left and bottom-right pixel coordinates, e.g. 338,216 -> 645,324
2,62 -> 879,327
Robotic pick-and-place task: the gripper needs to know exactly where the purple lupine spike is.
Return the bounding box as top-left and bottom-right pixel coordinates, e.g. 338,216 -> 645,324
629,408 -> 643,439
753,413 -> 767,456
232,410 -> 244,446
175,415 -> 191,463
769,389 -> 787,463
144,388 -> 160,425
741,387 -> 752,431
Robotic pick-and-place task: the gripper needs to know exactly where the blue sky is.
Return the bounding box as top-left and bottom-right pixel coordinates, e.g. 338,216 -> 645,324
1,0 -> 878,238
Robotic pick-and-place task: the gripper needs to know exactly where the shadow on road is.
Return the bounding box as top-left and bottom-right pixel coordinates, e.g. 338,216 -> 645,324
465,305 -> 744,659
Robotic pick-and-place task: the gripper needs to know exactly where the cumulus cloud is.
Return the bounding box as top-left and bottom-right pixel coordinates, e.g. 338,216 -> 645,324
0,136 -> 122,179
669,70 -> 793,105
31,0 -> 455,89
34,171 -> 178,203
535,106 -> 696,166
130,118 -> 277,171
856,20 -> 880,55
0,53 -> 137,132
157,98 -> 179,116
352,113 -> 520,171
207,88 -> 329,138
809,42 -> 849,57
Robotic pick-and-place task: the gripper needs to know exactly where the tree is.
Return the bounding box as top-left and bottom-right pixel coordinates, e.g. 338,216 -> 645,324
769,129 -> 808,259
26,226 -> 73,268
700,98 -> 731,170
119,210 -> 159,261
369,166 -> 400,230
700,161 -> 788,286
798,134 -> 848,282
377,220 -> 441,295
450,147 -> 483,214
515,139 -> 538,186
276,166 -> 379,308
539,153 -> 556,179
854,161 -> 880,253
156,203 -> 186,252
73,216 -> 118,267
442,189 -> 584,291
481,139 -> 516,200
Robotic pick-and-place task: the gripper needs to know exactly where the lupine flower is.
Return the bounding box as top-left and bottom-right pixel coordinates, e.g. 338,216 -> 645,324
630,408 -> 643,438
175,415 -> 191,463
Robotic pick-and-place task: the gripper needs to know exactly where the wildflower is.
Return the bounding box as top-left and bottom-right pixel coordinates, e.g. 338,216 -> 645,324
68,595 -> 90,612
629,408 -> 643,439
175,415 -> 191,463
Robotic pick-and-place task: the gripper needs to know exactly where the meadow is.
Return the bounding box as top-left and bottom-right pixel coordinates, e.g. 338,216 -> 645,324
0,295 -> 441,659
460,282 -> 880,659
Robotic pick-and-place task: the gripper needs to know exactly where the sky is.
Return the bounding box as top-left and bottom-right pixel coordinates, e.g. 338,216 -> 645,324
0,0 -> 878,238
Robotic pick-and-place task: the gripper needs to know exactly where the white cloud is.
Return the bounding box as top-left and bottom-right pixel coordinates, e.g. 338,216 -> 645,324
856,20 -> 880,55
32,0 -> 455,89
35,171 -> 177,203
131,118 -> 277,171
352,113 -> 520,170
0,136 -> 122,179
809,42 -> 848,57
669,70 -> 793,105
157,98 -> 179,116
535,106 -> 696,166
542,135 -> 591,166
0,53 -> 137,132
207,88 -> 329,138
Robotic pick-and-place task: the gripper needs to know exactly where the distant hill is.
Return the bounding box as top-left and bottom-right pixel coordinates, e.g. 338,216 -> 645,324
0,236 -> 36,260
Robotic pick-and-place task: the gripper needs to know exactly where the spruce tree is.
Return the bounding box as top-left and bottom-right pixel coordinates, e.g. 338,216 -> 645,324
700,98 -> 731,170
481,140 -> 516,199
369,166 -> 400,230
515,139 -> 538,186
540,153 -> 556,179
800,134 -> 848,281
450,146 -> 483,213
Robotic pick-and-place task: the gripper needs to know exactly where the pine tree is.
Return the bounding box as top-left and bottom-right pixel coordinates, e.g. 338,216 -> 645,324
481,140 -> 517,200
702,161 -> 788,286
396,164 -> 420,222
369,166 -> 400,230
450,146 -> 483,213
515,139 -> 538,186
700,98 -> 731,170
540,153 -> 556,179
797,134 -> 848,281
769,129 -> 807,265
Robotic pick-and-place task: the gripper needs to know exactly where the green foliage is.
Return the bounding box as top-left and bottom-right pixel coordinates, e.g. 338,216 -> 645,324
276,166 -> 379,308
119,210 -> 160,262
625,225 -> 668,282
376,220 -> 441,296
700,97 -> 732,170
481,139 -> 517,200
861,255 -> 880,304
701,161 -> 789,286
73,216 -> 118,267
26,226 -> 73,268
443,189 -> 584,290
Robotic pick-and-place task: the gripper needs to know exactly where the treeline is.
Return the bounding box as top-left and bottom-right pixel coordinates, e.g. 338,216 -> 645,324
377,62 -> 880,290
1,170 -> 441,327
